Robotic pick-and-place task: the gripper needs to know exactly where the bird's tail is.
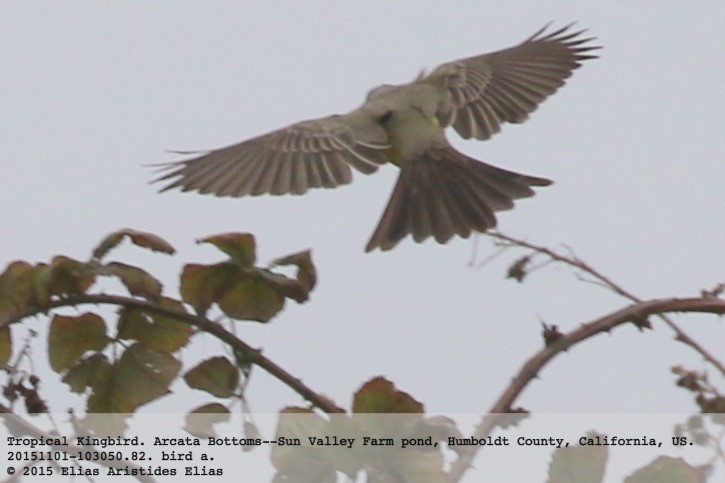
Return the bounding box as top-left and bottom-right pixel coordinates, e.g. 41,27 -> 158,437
365,146 -> 552,252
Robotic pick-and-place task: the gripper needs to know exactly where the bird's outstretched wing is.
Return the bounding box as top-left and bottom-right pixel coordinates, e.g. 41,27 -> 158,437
425,24 -> 600,140
152,109 -> 390,196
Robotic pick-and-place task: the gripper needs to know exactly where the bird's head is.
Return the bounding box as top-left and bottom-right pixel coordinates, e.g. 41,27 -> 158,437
365,84 -> 398,102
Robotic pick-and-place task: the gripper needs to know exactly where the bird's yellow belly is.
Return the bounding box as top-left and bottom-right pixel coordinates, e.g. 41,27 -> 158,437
384,112 -> 446,166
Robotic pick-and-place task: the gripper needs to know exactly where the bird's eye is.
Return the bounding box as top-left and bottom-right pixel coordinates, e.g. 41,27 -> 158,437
378,111 -> 393,124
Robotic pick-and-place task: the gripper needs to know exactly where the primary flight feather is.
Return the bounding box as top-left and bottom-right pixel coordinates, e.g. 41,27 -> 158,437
153,24 -> 599,252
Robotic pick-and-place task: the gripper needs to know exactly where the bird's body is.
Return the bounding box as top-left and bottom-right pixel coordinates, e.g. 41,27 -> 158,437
153,24 -> 599,251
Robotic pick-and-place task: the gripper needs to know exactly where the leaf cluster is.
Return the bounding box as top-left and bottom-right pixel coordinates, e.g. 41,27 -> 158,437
0,229 -> 315,426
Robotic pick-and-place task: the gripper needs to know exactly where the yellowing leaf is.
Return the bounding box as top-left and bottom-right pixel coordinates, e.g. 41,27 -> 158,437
48,313 -> 110,372
105,262 -> 162,301
353,377 -> 424,414
115,343 -> 181,409
180,262 -> 239,315
547,432 -> 607,483
184,403 -> 231,438
84,343 -> 180,413
117,300 -> 193,354
218,278 -> 285,322
0,326 -> 11,366
87,371 -> 135,413
198,233 -> 256,267
0,261 -> 34,310
184,357 -> 239,398
47,256 -> 95,297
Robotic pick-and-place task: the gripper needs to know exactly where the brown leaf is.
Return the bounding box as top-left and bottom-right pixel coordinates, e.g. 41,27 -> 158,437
507,255 -> 531,283
272,249 -> 317,292
180,262 -> 240,315
117,300 -> 193,354
353,377 -> 424,414
0,326 -> 11,366
46,256 -> 95,296
105,262 -> 163,301
198,233 -> 256,267
184,357 -> 240,398
92,228 -> 174,261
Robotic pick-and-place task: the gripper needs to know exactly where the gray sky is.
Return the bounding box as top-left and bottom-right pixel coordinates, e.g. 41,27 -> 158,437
2,1 -> 723,418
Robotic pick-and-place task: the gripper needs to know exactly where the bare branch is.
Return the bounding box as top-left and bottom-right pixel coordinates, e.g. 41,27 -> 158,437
482,232 -> 725,377
447,296 -> 725,482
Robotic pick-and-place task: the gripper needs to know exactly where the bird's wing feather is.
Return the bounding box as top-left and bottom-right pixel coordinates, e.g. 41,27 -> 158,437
151,108 -> 390,196
424,24 -> 600,140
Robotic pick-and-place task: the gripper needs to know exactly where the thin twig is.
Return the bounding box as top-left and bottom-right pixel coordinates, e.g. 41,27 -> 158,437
482,232 -> 725,377
447,296 -> 725,482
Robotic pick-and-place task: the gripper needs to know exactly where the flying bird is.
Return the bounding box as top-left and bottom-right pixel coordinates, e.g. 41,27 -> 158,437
153,24 -> 599,252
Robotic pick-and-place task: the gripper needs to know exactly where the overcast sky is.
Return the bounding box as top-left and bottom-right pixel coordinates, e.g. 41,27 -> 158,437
2,1 -> 723,428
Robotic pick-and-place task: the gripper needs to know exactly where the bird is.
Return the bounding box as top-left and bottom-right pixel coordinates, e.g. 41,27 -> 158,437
152,24 -> 599,252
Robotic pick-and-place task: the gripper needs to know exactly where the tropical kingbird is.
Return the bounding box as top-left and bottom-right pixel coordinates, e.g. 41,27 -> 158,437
153,24 -> 598,252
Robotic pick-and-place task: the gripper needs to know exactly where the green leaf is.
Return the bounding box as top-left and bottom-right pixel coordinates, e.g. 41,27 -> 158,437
353,377 -> 424,413
104,262 -> 162,301
46,256 -> 95,297
0,261 -> 34,311
92,228 -> 175,261
63,353 -> 112,393
114,343 -> 181,409
184,357 -> 240,398
91,232 -> 125,261
623,456 -> 702,483
0,326 -> 11,366
546,432 -> 607,483
48,313 -> 111,372
180,262 -> 239,315
184,403 -> 231,438
198,233 -> 256,267
117,301 -> 193,354
30,263 -> 52,307
116,308 -> 150,340
218,277 -> 285,322
87,370 -> 135,413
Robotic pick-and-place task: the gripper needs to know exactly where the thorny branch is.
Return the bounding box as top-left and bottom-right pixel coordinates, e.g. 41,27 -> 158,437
480,231 -> 725,377
448,232 -> 725,483
447,296 -> 725,483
